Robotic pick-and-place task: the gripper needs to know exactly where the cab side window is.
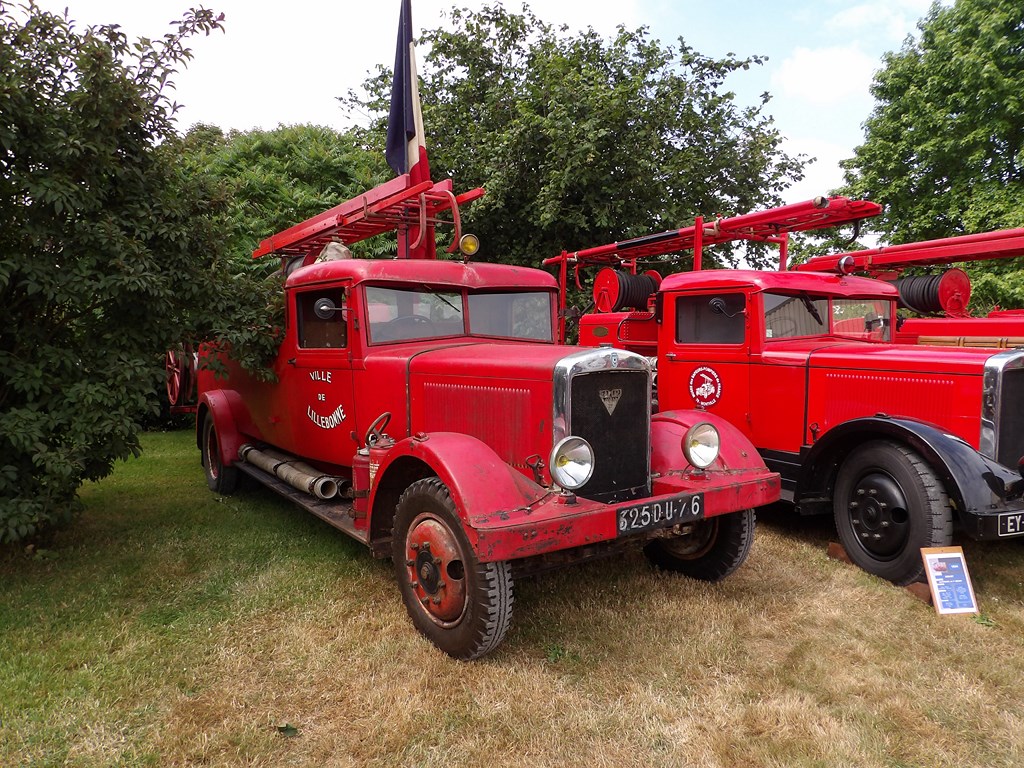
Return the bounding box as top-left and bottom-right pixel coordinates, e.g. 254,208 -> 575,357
297,289 -> 347,349
675,293 -> 746,344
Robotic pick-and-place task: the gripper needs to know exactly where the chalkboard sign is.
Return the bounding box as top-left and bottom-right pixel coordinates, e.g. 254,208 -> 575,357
920,547 -> 979,615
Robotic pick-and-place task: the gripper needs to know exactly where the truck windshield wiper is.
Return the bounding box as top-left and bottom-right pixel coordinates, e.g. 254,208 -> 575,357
436,293 -> 461,313
800,293 -> 823,326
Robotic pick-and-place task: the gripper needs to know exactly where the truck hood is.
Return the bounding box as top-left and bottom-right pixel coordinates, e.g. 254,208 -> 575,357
364,339 -> 621,381
764,338 -> 1002,376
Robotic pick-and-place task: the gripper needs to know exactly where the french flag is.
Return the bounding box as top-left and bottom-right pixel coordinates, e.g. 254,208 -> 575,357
385,0 -> 430,185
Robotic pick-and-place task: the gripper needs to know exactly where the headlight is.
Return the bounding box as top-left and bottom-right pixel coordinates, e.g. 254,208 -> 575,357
683,422 -> 720,469
549,436 -> 594,490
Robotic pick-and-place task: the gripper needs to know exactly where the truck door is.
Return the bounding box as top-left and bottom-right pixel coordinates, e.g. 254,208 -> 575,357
659,290 -> 753,439
288,286 -> 359,466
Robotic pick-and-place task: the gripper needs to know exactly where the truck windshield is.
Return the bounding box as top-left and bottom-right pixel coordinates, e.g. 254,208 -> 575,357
365,286 -> 553,343
764,292 -> 892,341
832,298 -> 893,341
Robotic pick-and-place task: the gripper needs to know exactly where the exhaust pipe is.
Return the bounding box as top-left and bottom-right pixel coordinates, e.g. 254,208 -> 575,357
239,444 -> 339,500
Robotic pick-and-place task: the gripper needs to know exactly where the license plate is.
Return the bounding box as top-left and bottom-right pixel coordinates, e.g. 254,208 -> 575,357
616,492 -> 704,536
998,511 -> 1024,537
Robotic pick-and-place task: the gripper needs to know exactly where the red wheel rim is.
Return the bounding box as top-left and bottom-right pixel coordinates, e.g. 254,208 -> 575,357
403,512 -> 468,627
205,425 -> 220,480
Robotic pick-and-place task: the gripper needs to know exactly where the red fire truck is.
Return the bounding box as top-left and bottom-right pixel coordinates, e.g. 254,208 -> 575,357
196,174 -> 780,659
547,197 -> 1024,586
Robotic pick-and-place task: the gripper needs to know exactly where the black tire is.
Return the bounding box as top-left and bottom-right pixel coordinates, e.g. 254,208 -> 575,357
833,440 -> 953,585
643,508 -> 755,581
201,413 -> 238,495
392,478 -> 513,660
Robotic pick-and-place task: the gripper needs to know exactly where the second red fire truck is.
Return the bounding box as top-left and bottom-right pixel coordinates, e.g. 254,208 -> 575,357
547,197 -> 1024,585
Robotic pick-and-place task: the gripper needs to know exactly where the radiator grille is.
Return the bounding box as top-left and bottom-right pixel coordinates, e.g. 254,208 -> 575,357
997,367 -> 1024,467
569,369 -> 649,502
422,382 -> 532,466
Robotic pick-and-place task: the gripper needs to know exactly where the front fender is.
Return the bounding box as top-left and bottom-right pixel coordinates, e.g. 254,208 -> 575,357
796,416 -> 1024,529
652,409 -> 768,474
369,431 -> 550,540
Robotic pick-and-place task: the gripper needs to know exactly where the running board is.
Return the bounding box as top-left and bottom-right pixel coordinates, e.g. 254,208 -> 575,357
236,462 -> 370,546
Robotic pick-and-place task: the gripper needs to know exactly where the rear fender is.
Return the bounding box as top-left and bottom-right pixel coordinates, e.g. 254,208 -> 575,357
795,416 -> 1024,522
196,390 -> 247,467
368,432 -> 550,551
652,409 -> 768,474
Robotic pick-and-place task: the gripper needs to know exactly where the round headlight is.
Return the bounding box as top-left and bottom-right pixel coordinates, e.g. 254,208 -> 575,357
549,436 -> 594,490
683,422 -> 720,469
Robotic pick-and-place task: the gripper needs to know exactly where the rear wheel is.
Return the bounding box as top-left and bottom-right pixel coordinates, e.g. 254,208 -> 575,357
201,413 -> 238,495
392,478 -> 513,660
833,440 -> 953,585
643,508 -> 755,581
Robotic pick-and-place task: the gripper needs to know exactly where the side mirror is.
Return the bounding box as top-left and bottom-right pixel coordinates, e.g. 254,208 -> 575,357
709,298 -> 727,315
314,297 -> 339,320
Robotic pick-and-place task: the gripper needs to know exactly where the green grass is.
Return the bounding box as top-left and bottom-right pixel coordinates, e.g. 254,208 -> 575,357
3,430 -> 1024,767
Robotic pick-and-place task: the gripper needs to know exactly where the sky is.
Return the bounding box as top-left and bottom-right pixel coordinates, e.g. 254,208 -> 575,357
31,0 -> 939,205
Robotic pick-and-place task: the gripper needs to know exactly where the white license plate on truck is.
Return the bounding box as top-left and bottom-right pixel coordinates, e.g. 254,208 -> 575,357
616,493 -> 704,536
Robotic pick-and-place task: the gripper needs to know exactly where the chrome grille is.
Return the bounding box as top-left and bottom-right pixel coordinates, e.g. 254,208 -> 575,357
981,350 -> 1024,466
554,349 -> 651,503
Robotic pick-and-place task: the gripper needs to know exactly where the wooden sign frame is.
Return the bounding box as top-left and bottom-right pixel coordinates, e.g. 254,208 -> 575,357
920,546 -> 979,615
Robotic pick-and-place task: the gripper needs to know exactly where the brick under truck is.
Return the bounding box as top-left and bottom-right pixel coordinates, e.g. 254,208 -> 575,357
195,175 -> 780,659
547,197 -> 1024,586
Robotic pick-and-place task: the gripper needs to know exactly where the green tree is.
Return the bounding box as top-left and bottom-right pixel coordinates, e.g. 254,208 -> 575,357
349,3 -> 805,269
173,124 -> 391,376
834,0 -> 1024,310
840,0 -> 1024,239
0,3 -> 229,544
180,123 -> 390,260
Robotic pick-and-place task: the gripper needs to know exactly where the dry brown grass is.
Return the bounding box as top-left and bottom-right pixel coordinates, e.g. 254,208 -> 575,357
4,432 -> 1024,767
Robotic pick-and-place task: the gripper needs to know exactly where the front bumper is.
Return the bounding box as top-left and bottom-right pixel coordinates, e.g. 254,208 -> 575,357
960,500 -> 1024,541
470,466 -> 779,563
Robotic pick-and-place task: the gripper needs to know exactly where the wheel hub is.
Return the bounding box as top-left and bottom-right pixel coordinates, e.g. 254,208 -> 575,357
660,518 -> 718,560
415,548 -> 442,594
848,472 -> 910,559
404,515 -> 467,627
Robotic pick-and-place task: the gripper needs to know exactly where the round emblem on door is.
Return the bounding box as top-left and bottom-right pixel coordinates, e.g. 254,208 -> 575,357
688,366 -> 722,408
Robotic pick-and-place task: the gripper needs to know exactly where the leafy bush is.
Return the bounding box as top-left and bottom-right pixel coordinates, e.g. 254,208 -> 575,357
0,3 -> 228,543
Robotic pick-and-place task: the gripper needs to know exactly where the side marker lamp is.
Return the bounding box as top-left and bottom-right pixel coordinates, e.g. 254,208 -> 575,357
459,234 -> 480,258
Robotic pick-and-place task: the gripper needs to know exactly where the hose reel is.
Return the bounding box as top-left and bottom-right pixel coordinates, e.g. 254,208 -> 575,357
593,268 -> 662,313
893,268 -> 971,316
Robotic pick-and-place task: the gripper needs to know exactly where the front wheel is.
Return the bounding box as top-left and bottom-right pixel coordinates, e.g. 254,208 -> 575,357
643,508 -> 755,581
833,440 -> 953,585
392,478 -> 514,660
201,413 -> 238,495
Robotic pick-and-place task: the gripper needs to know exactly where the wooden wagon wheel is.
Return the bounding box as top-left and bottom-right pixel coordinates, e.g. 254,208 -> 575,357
165,346 -> 190,407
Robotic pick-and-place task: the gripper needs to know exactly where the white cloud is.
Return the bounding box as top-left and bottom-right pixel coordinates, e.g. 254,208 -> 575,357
824,0 -> 940,42
782,136 -> 856,202
770,46 -> 878,107
31,0 -> 643,134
